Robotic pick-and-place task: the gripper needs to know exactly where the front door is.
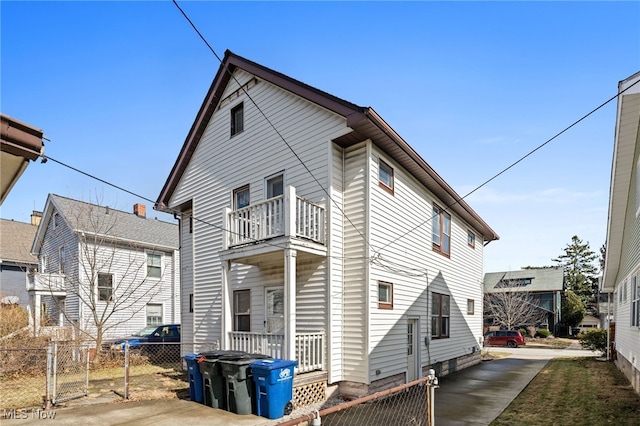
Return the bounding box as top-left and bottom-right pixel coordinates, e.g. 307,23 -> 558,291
407,318 -> 419,382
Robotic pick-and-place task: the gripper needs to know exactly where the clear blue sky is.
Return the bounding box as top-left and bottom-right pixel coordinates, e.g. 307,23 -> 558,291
2,1 -> 639,272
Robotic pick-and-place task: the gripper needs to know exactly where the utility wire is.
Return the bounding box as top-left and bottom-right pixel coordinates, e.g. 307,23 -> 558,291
373,77 -> 640,255
172,0 -> 376,256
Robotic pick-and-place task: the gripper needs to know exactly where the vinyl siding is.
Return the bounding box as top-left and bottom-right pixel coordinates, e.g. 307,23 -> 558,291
180,211 -> 194,353
367,144 -> 484,381
168,69 -> 345,346
342,143 -> 369,383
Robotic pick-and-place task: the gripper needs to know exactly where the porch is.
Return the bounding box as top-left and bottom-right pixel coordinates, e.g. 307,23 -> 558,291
229,331 -> 325,374
27,272 -> 66,295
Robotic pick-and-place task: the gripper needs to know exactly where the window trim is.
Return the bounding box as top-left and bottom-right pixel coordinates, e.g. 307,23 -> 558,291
233,289 -> 251,332
431,292 -> 450,339
230,102 -> 244,137
632,275 -> 640,327
467,231 -> 475,249
58,246 -> 65,274
146,303 -> 163,326
467,299 -> 475,315
378,159 -> 394,194
432,204 -> 451,257
146,252 -> 162,279
97,272 -> 114,302
378,281 -> 394,310
189,293 -> 194,313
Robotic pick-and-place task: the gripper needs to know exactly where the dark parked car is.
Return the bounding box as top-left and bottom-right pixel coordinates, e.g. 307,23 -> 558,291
108,324 -> 181,362
484,330 -> 526,348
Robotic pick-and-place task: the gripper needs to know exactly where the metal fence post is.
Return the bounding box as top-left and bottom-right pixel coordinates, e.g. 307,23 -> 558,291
52,341 -> 58,405
44,343 -> 53,409
426,368 -> 439,426
124,341 -> 130,399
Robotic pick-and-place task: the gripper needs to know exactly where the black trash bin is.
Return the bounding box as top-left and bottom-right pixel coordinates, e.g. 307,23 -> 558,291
198,351 -> 246,409
219,354 -> 270,415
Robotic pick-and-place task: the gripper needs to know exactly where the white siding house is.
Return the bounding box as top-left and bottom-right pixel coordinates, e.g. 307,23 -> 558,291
156,51 -> 499,397
602,71 -> 640,395
30,194 -> 180,344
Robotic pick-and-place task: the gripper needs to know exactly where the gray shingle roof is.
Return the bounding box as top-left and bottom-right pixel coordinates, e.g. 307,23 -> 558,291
50,195 -> 178,250
0,218 -> 38,264
484,267 -> 564,293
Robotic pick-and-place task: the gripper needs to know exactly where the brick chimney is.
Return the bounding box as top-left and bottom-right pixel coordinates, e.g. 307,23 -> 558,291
133,203 -> 146,218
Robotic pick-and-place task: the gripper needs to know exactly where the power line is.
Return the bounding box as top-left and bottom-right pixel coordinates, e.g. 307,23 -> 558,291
373,77 -> 640,256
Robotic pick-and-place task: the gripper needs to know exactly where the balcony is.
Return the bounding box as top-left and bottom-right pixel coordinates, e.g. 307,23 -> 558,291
27,273 -> 66,295
225,186 -> 325,249
229,331 -> 325,374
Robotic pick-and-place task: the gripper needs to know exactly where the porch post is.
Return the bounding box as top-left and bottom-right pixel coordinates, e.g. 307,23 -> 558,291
284,248 -> 297,360
284,186 -> 296,238
221,260 -> 232,349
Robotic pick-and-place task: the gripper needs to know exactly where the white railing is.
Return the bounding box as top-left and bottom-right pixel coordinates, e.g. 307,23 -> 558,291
27,273 -> 66,293
229,331 -> 325,373
227,187 -> 325,248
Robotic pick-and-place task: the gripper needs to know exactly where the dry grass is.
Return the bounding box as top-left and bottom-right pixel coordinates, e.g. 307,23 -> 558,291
491,357 -> 640,425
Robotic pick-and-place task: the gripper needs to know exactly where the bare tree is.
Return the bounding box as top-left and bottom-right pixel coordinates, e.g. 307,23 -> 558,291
484,290 -> 548,330
37,197 -> 174,354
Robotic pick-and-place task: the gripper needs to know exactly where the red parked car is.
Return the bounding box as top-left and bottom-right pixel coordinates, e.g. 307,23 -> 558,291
484,330 -> 526,348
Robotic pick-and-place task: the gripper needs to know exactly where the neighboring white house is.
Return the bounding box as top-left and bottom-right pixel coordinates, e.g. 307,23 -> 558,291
156,51 -> 499,397
30,194 -> 180,343
602,70 -> 640,395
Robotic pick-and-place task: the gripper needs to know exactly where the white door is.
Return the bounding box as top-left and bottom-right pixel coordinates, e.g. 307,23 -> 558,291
265,287 -> 284,334
407,319 -> 419,382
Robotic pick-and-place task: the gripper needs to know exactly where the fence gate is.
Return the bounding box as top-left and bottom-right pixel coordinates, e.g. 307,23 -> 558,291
46,342 -> 89,406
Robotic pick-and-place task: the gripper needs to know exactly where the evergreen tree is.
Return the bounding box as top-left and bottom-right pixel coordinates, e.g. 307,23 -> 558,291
553,235 -> 599,307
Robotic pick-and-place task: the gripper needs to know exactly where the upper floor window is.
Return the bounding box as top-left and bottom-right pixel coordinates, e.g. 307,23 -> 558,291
53,212 -> 60,229
378,159 -> 394,194
234,289 -> 251,331
58,246 -> 65,274
431,292 -> 450,338
378,281 -> 393,310
266,173 -> 284,199
234,185 -> 250,209
231,103 -> 244,136
147,253 -> 162,279
432,205 -> 451,256
467,299 -> 475,315
467,231 -> 475,249
97,273 -> 113,302
41,255 -> 48,273
632,275 -> 640,327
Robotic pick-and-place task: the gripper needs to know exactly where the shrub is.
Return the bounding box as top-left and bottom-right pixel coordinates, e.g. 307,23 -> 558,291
519,328 -> 528,337
536,329 -> 551,338
578,328 -> 607,355
0,303 -> 29,336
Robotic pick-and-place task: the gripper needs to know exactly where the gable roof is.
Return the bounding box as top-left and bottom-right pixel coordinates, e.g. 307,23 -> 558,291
602,71 -> 640,291
0,218 -> 38,265
155,50 -> 499,242
32,194 -> 179,254
484,267 -> 564,293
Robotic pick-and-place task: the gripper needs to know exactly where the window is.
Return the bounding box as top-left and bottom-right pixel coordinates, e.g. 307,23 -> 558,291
632,276 -> 640,327
378,159 -> 394,194
233,290 -> 250,331
58,246 -> 65,273
189,215 -> 193,234
53,212 -> 60,229
431,292 -> 450,338
147,253 -> 162,278
467,299 -> 475,315
189,294 -> 194,313
231,103 -> 244,136
233,185 -> 250,209
624,280 -> 628,303
41,255 -> 48,273
97,273 -> 113,302
467,231 -> 475,248
378,281 -> 393,309
146,304 -> 163,326
266,173 -> 284,199
432,205 -> 451,256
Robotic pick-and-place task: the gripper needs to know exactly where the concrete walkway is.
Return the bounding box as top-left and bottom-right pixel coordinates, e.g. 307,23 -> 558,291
5,344 -> 598,426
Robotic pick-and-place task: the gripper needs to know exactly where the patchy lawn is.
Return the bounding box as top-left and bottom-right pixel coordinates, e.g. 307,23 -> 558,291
491,357 -> 640,425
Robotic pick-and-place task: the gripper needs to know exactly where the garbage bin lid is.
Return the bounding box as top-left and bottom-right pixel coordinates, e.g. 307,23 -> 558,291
250,359 -> 298,370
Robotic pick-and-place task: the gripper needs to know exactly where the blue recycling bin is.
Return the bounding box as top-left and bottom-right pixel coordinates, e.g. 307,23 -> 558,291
250,359 -> 298,419
184,353 -> 204,403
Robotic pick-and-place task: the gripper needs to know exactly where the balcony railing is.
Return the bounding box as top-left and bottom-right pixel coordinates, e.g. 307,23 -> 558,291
226,187 -> 325,248
27,273 -> 66,294
229,331 -> 325,374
